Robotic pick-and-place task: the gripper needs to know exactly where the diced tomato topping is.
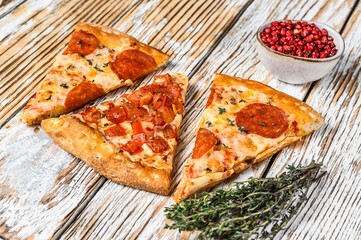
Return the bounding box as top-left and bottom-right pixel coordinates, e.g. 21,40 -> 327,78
154,73 -> 171,82
166,83 -> 182,99
120,133 -> 145,155
104,125 -> 126,137
192,128 -> 218,159
80,106 -> 101,124
174,101 -> 184,115
104,105 -> 127,124
131,120 -> 143,135
123,103 -> 148,121
146,136 -> 169,153
164,124 -> 177,139
126,90 -> 153,107
132,133 -> 146,144
149,107 -> 165,126
153,92 -> 168,109
158,106 -> 175,123
139,91 -> 153,106
154,73 -> 171,84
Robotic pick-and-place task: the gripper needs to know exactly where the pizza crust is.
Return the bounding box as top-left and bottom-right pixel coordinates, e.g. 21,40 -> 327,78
173,74 -> 324,202
41,115 -> 171,195
20,23 -> 170,126
75,22 -> 169,66
214,74 -> 324,134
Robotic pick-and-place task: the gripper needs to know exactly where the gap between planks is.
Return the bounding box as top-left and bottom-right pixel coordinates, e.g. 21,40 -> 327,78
261,0 -> 361,178
0,0 -> 141,130
50,1 -> 255,239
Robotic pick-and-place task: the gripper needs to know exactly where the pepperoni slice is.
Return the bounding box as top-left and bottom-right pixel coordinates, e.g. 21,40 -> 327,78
67,31 -> 99,56
110,49 -> 156,81
80,106 -> 101,124
192,128 -> 218,159
104,105 -> 127,124
235,103 -> 289,138
146,136 -> 169,153
65,82 -> 105,111
164,124 -> 177,139
123,103 -> 148,121
104,125 -> 126,137
205,87 -> 215,108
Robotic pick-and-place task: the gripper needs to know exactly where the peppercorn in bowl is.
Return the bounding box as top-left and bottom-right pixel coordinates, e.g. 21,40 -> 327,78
256,20 -> 344,84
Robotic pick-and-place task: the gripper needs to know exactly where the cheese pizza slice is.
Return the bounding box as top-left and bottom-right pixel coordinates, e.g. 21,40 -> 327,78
20,22 -> 169,125
41,73 -> 188,195
174,74 -> 324,202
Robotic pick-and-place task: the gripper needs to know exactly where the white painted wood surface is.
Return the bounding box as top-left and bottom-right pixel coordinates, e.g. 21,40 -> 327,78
0,0 -> 360,239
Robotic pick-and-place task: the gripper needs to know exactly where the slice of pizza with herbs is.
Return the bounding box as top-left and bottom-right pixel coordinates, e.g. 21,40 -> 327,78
173,74 -> 324,202
20,22 -> 169,125
41,73 -> 188,195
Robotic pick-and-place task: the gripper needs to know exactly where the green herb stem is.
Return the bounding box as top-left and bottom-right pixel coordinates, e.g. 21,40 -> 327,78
165,162 -> 324,239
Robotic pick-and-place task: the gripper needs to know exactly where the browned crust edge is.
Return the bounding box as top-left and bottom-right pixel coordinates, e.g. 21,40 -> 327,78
173,74 -> 324,202
41,115 -> 171,195
213,73 -> 324,134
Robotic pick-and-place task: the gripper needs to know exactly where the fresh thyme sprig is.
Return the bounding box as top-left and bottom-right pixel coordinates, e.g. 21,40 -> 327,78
165,162 -> 325,240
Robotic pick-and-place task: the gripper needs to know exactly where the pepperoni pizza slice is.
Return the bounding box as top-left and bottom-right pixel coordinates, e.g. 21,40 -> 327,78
174,74 -> 324,202
41,73 -> 188,195
20,22 -> 169,125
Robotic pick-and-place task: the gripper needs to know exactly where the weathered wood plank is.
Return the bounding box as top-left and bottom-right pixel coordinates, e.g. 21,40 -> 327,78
57,0 -> 255,239
0,1 -> 143,239
0,0 -> 251,239
265,3 -> 361,238
59,0 -> 357,239
0,0 -> 141,127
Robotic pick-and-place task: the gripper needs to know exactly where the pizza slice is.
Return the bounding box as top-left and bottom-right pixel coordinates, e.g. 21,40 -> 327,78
41,73 -> 188,195
174,74 -> 324,202
20,22 -> 169,125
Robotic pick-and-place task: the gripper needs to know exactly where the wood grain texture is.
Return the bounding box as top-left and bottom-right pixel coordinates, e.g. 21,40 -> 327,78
0,0 -> 141,127
0,0 -> 251,239
58,0 -> 359,239
0,0 -> 359,239
0,0 -> 141,239
265,3 -> 361,239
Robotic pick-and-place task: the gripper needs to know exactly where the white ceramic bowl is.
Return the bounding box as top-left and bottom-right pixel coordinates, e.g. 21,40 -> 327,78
256,20 -> 344,84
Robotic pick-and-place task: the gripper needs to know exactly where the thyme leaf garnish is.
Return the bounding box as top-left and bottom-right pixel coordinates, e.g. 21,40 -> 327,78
227,118 -> 235,126
206,121 -> 212,127
164,163 -> 325,240
218,107 -> 226,115
267,97 -> 273,105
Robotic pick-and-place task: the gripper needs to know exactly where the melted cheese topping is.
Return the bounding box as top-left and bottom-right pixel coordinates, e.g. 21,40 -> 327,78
188,85 -> 297,179
20,46 -> 136,124
74,74 -> 188,171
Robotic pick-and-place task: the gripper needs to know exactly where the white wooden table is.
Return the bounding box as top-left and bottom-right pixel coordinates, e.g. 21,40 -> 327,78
0,0 -> 360,239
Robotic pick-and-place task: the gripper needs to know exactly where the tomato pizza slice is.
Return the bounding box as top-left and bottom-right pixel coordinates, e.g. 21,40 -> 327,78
20,22 -> 169,125
174,74 -> 324,202
41,74 -> 188,195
